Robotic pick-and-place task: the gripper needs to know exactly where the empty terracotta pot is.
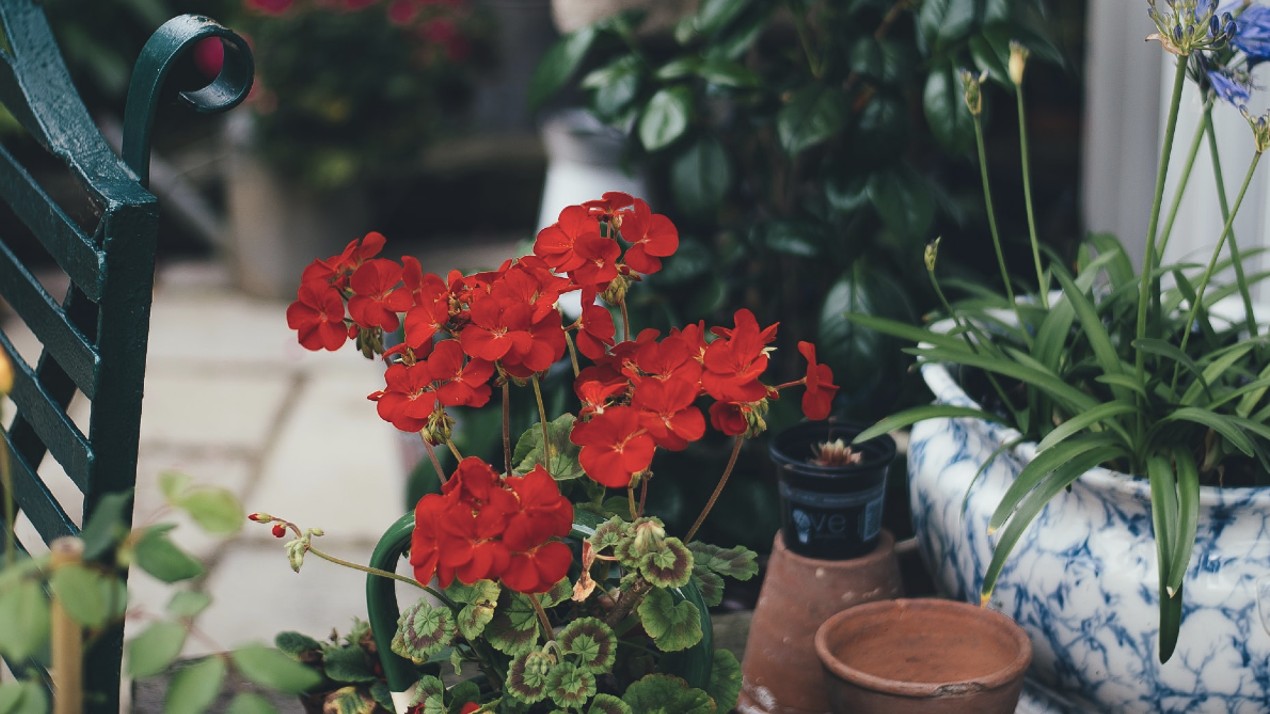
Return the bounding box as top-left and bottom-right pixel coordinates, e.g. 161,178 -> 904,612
814,598 -> 1031,714
737,530 -> 903,713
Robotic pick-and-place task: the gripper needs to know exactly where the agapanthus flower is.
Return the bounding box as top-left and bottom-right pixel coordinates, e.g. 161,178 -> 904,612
1232,2 -> 1270,64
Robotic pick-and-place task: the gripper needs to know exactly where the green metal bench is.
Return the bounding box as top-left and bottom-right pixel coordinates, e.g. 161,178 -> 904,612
0,1 -> 251,709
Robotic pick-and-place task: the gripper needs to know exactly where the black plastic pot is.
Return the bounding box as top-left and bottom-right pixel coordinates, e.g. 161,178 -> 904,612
769,421 -> 896,560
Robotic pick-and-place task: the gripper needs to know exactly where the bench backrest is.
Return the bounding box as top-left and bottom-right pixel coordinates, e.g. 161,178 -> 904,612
0,1 -> 250,708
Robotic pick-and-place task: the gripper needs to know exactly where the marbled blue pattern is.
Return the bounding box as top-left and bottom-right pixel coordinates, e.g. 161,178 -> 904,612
909,361 -> 1270,713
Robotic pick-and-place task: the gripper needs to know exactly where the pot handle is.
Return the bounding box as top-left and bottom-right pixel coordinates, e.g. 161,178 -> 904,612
366,512 -> 424,714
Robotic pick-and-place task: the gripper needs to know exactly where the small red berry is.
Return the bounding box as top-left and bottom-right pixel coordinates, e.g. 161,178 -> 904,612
272,524 -> 287,538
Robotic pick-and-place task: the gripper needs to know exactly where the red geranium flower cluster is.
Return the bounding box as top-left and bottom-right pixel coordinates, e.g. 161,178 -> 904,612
287,194 -> 840,493
411,457 -> 573,594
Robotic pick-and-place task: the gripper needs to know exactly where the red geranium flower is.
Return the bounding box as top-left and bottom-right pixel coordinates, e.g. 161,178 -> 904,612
287,281 -> 349,351
534,205 -> 600,272
619,199 -> 679,275
428,339 -> 494,408
570,406 -> 655,488
631,377 -> 705,451
370,362 -> 438,432
348,258 -> 412,331
708,401 -> 750,437
571,232 -> 621,291
798,341 -> 839,420
701,309 -> 778,402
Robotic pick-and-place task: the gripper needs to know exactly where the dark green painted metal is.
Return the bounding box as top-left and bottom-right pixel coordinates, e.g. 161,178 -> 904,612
0,1 -> 252,709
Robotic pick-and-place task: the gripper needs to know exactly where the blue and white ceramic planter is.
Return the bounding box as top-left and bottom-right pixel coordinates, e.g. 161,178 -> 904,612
909,360 -> 1270,714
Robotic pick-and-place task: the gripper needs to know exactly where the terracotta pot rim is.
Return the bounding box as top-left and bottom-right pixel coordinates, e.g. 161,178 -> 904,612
773,529 -> 895,568
814,598 -> 1032,699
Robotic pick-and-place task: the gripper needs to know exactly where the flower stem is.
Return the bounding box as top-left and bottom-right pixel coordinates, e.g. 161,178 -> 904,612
619,298 -> 632,343
972,115 -> 1030,347
532,375 -> 552,475
1014,77 -> 1047,308
1175,150 -> 1262,382
1136,57 -> 1189,410
1202,109 -> 1258,338
685,436 -> 744,543
420,433 -> 448,485
564,330 -> 581,378
307,543 -> 437,595
1,426 -> 14,568
1158,96 -> 1213,258
502,380 -> 512,473
530,595 -> 555,642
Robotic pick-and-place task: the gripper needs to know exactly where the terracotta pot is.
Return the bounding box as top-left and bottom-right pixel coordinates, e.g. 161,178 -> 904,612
738,530 -> 903,714
814,599 -> 1031,714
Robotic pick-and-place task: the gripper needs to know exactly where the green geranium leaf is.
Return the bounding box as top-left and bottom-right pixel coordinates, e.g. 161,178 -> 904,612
49,564 -> 111,628
451,580 -> 501,641
274,631 -> 322,659
165,656 -> 227,714
640,538 -> 694,588
708,648 -> 742,712
546,661 -> 597,709
325,686 -> 377,714
0,681 -> 47,714
777,84 -> 846,155
671,134 -> 730,218
587,693 -> 634,714
134,526 -> 203,583
513,414 -> 585,481
639,86 -> 692,152
556,617 -> 617,674
447,681 -> 482,714
540,577 -> 573,608
486,594 -> 541,656
621,674 -> 714,714
226,692 -> 278,714
636,589 -> 702,653
506,650 -> 553,704
691,568 -> 725,608
167,590 -> 213,619
324,645 -> 377,683
80,490 -> 133,561
174,486 -> 245,535
589,517 -> 630,553
232,645 -> 323,694
127,621 -> 187,678
392,600 -> 456,664
688,542 -> 759,581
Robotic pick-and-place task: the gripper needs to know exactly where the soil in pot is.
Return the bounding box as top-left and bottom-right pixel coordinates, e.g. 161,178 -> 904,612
814,598 -> 1031,714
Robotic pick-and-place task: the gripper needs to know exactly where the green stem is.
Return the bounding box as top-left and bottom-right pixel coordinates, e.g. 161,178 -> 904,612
972,116 -> 1030,348
502,380 -> 512,473
1175,151 -> 1262,377
1202,108 -> 1259,338
789,2 -> 822,79
685,436 -> 744,543
1136,57 -> 1189,405
307,544 -> 438,596
532,376 -> 552,475
1,427 -> 13,568
1014,80 -> 1047,308
419,433 -> 448,485
1158,96 -> 1213,259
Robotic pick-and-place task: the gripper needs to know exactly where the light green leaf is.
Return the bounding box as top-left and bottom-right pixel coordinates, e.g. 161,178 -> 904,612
49,564 -> 112,628
708,648 -> 742,713
0,580 -> 49,662
854,405 -> 1004,445
0,681 -> 46,714
231,644 -> 324,694
546,661 -> 597,709
639,86 -> 692,151
134,526 -> 204,583
127,621 -> 188,678
226,692 -> 279,714
80,490 -> 133,561
636,588 -> 702,652
274,631 -> 322,658
165,656 -> 227,714
513,414 -> 584,480
324,645 -> 377,683
174,487 -> 245,535
1035,403 -> 1136,453
1160,408 -> 1255,456
988,434 -> 1126,532
392,600 -> 456,663
621,674 -> 713,713
167,591 -> 213,619
159,471 -> 193,504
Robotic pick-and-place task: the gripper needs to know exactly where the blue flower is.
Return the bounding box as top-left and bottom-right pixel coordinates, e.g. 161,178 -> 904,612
1208,67 -> 1252,105
1233,3 -> 1270,64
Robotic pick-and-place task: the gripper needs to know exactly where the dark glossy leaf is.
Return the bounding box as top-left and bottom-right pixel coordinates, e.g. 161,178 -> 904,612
670,134 -> 730,217
923,64 -> 974,153
762,221 -> 821,258
697,57 -> 760,87
695,0 -> 754,36
528,26 -> 598,111
917,0 -> 980,51
867,167 -> 935,241
639,86 -> 692,151
777,84 -> 846,155
969,33 -> 1010,86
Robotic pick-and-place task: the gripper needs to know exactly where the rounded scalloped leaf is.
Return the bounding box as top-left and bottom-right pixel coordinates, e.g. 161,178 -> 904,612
589,517 -> 630,553
391,601 -> 456,664
687,542 -> 759,581
486,594 -> 543,656
708,648 -> 742,712
621,674 -> 714,714
639,537 -> 694,588
507,650 -> 554,704
692,567 -> 725,608
556,617 -> 617,674
587,693 -> 634,714
540,577 -> 574,608
457,601 -> 496,642
546,661 -> 597,709
636,588 -> 702,653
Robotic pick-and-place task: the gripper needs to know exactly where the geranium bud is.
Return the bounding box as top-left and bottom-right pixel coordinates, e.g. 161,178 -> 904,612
272,524 -> 287,538
600,274 -> 630,305
959,69 -> 987,117
925,237 -> 941,273
248,512 -> 272,522
1008,41 -> 1029,86
632,518 -> 666,555
309,527 -> 325,537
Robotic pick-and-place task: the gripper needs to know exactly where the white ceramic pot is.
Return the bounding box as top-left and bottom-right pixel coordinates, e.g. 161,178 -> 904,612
908,360 -> 1270,713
